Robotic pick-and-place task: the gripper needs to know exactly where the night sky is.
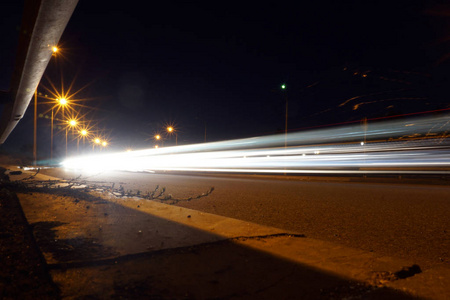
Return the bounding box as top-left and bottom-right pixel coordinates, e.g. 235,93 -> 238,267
1,1 -> 449,158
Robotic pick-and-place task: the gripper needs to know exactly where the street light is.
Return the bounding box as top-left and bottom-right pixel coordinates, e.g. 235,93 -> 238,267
77,129 -> 89,153
33,46 -> 59,164
50,96 -> 68,161
281,83 -> 288,149
92,137 -> 101,150
66,118 -> 78,157
166,126 -> 177,145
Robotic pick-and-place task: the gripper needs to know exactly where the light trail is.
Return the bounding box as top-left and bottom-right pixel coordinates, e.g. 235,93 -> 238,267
62,114 -> 450,175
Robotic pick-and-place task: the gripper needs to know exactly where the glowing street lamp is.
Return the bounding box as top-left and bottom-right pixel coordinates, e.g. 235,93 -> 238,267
155,134 -> 161,140
102,141 -> 108,147
166,126 -> 177,145
59,97 -> 67,105
92,137 -> 101,150
65,118 -> 78,157
33,46 -> 60,163
77,129 -> 89,153
281,83 -> 288,149
50,96 -> 69,161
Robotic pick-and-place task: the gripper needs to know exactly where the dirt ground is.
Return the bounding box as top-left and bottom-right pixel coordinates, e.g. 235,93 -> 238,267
0,186 -> 59,299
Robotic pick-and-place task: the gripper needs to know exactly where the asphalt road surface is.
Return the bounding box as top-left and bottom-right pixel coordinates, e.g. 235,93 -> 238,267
40,168 -> 450,270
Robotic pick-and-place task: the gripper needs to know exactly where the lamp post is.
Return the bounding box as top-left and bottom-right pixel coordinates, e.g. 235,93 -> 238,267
154,134 -> 163,147
33,91 -> 37,166
93,137 -> 101,150
167,126 -> 177,145
281,83 -> 288,148
77,129 -> 88,153
34,45 -> 58,164
66,118 -> 77,157
51,97 -> 67,161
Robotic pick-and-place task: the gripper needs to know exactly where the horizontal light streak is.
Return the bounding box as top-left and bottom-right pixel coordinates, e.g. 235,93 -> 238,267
62,114 -> 450,175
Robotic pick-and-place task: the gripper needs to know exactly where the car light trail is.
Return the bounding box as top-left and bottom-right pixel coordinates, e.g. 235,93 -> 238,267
62,114 -> 450,175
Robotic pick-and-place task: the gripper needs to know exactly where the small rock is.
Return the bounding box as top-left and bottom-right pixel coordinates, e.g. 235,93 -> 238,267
187,215 -> 191,218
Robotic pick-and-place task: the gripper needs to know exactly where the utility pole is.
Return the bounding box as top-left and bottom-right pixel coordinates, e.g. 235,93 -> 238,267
33,90 -> 37,166
281,84 -> 288,148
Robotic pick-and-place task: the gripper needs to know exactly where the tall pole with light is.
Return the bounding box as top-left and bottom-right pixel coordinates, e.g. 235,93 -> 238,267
51,97 -> 67,160
167,126 -> 177,145
154,134 -> 162,147
66,118 -> 77,157
34,45 -> 59,165
93,137 -> 101,150
281,83 -> 288,148
78,129 -> 88,153
33,91 -> 37,166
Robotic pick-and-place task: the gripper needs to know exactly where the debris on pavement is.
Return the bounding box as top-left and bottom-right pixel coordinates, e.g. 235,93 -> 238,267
5,169 -> 215,204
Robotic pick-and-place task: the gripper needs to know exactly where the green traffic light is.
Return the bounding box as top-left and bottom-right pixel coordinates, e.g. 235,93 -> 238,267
281,84 -> 286,89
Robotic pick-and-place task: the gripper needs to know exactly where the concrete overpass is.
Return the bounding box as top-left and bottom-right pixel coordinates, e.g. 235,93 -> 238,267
0,0 -> 78,144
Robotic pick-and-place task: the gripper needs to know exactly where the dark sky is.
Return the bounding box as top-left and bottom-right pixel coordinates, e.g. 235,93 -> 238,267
1,0 -> 450,157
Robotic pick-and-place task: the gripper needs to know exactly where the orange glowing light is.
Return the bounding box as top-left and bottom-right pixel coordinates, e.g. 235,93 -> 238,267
59,98 -> 67,105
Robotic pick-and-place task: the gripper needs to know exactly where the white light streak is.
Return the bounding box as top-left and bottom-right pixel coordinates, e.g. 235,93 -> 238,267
62,114 -> 450,175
